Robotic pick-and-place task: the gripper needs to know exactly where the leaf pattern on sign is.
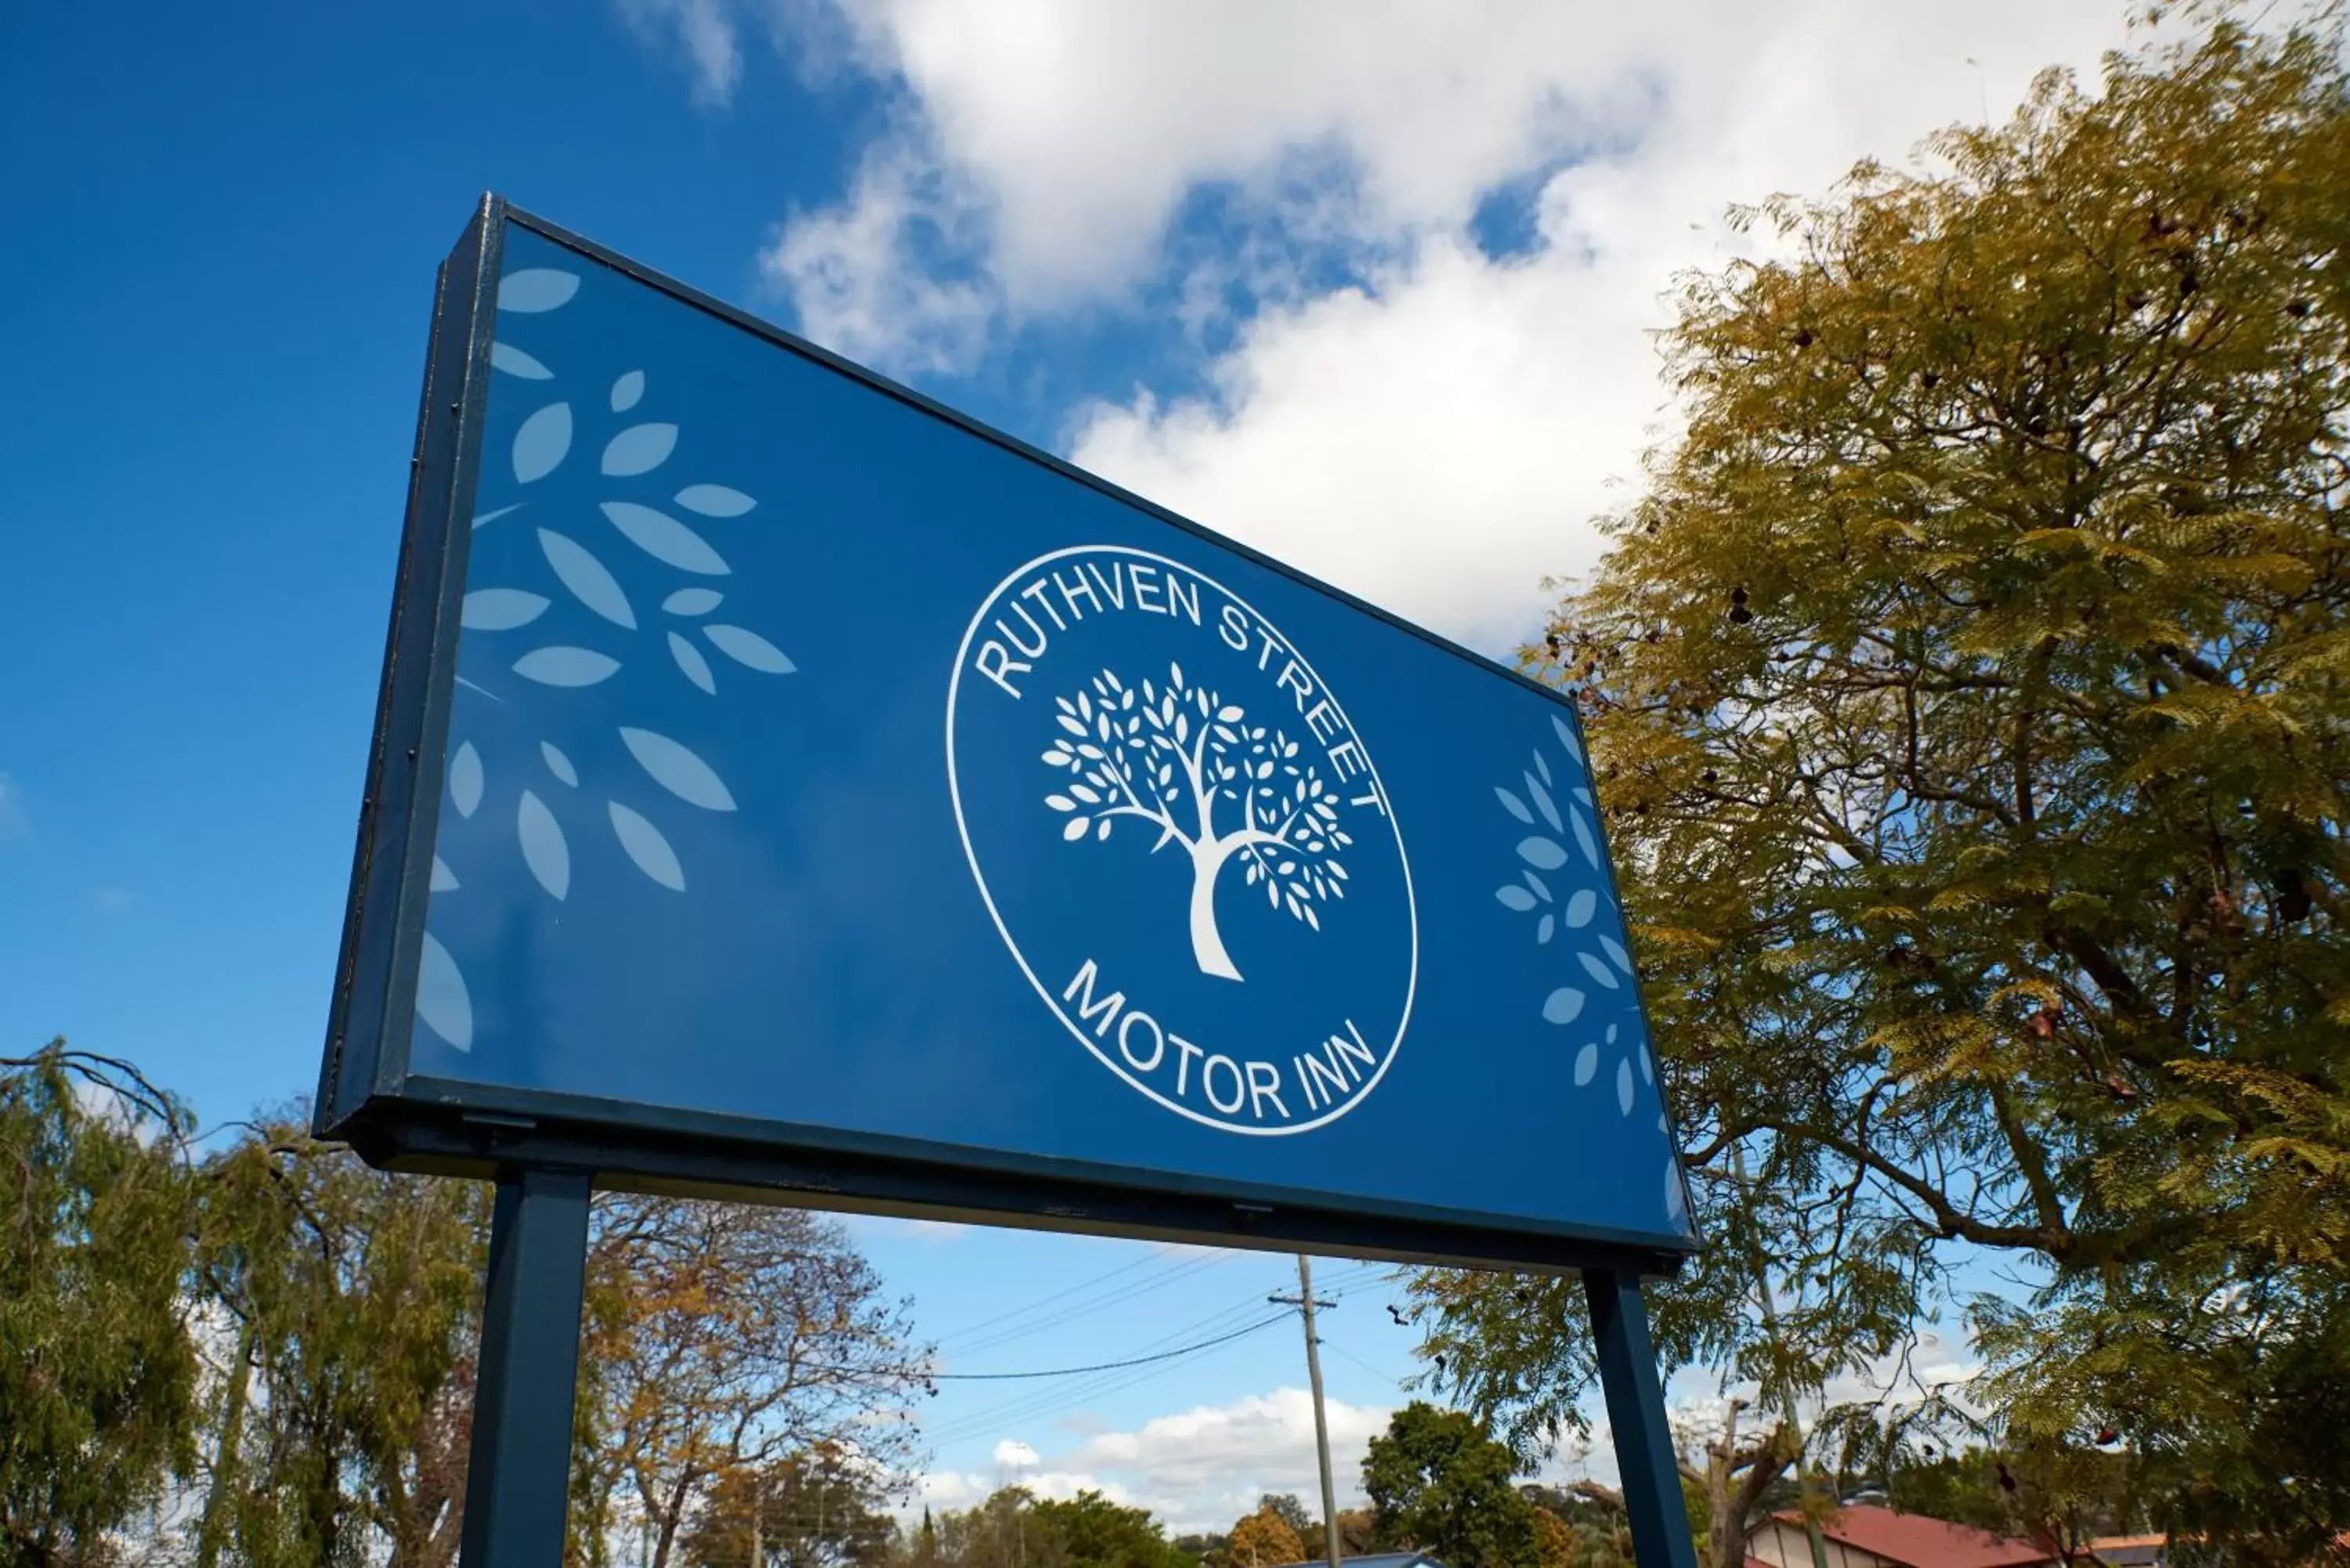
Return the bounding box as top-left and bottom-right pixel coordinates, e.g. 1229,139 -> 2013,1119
414,931 -> 474,1050
602,423 -> 678,476
602,502 -> 729,575
514,647 -> 620,687
675,485 -> 755,517
620,728 -> 736,811
670,632 -> 716,695
493,342 -> 553,380
609,802 -> 685,891
497,269 -> 579,313
1491,710 -> 1669,1215
703,624 -> 793,673
463,589 -> 550,630
539,529 -> 635,628
421,259 -> 797,1042
513,403 -> 571,482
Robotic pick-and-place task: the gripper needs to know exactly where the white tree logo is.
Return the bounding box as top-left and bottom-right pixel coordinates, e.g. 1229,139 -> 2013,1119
1039,663 -> 1350,981
946,544 -> 1417,1136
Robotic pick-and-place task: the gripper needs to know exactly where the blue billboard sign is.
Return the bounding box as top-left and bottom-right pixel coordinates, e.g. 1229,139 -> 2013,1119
319,200 -> 1697,1272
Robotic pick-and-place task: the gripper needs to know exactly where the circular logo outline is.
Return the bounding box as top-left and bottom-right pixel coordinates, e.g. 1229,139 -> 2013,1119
946,544 -> 1418,1136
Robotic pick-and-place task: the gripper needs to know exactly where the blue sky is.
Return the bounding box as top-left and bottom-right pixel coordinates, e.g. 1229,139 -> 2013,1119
2,0 -> 2133,1531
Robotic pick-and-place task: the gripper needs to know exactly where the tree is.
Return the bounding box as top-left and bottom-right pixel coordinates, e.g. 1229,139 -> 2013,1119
1361,1404 -> 1539,1568
190,1119 -> 486,1568
682,1443 -> 895,1568
0,1043 -> 198,1566
1030,1490 -> 1190,1568
1255,1497 -> 1314,1543
1674,1404 -> 1799,1568
1225,1507 -> 1305,1568
1423,9 -> 2350,1562
1040,663 -> 1354,980
576,1194 -> 926,1568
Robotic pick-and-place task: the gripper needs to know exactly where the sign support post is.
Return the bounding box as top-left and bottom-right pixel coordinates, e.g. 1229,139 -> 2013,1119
1584,1269 -> 1698,1568
458,1166 -> 592,1568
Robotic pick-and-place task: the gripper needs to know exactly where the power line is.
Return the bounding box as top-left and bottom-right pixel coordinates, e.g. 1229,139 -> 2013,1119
920,1283 -> 1297,1446
931,1245 -> 1194,1349
927,1314 -> 1291,1381
949,1252 -> 1232,1357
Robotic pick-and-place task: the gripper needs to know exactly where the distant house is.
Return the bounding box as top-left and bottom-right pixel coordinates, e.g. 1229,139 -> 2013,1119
1745,1506 -> 2060,1568
2089,1537 -> 2166,1568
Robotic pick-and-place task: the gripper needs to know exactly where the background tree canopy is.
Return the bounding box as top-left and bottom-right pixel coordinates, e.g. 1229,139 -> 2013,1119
1413,9 -> 2350,1559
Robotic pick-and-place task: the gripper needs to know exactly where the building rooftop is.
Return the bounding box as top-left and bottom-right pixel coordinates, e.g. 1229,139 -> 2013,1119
1772,1506 -> 2057,1568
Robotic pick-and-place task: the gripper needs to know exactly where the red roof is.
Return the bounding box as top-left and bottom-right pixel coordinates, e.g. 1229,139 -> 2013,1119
1773,1506 -> 2058,1568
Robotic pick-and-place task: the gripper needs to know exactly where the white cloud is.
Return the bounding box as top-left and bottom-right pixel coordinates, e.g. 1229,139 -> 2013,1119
719,0 -> 2143,648
761,131 -> 998,374
904,1387 -> 1391,1532
1061,1386 -> 1391,1533
620,0 -> 747,105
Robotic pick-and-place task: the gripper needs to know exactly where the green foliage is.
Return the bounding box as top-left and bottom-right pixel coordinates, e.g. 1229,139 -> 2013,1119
1361,1403 -> 1540,1568
1225,1505 -> 1304,1568
1414,9 -> 2350,1559
0,1042 -> 198,1564
1031,1490 -> 1194,1568
681,1443 -> 895,1568
908,1488 -> 1191,1568
192,1119 -> 487,1568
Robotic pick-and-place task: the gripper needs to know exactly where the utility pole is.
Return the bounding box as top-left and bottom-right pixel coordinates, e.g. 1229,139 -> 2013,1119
1271,1256 -> 1343,1568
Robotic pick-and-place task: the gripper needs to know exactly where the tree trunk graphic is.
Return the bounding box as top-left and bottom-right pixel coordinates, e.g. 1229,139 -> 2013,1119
1043,666 -> 1354,985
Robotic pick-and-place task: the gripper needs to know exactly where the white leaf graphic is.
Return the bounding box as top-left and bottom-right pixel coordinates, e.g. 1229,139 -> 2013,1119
513,647 -> 620,686
601,423 -> 678,476
472,504 -> 522,529
497,269 -> 579,313
663,587 -> 723,616
449,742 -> 483,818
1616,1059 -> 1635,1116
517,789 -> 569,899
620,727 -> 736,811
703,624 -> 794,674
492,341 -> 552,379
674,485 -> 755,517
1640,1044 -> 1655,1086
1496,886 -> 1537,912
414,930 -> 473,1050
1551,712 -> 1584,764
1577,951 -> 1621,990
611,370 -> 645,412
1602,934 -> 1633,974
1542,987 -> 1585,1025
461,589 -> 549,630
1517,836 -> 1568,870
1666,1162 -> 1688,1224
541,742 -> 577,786
1525,772 -> 1564,833
430,856 -> 459,892
1495,786 -> 1534,825
538,529 -> 635,628
1564,888 -> 1598,929
1571,807 -> 1600,868
609,801 -> 685,891
670,631 -> 716,694
512,403 -> 572,483
600,502 -> 728,574
1573,1041 -> 1598,1086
